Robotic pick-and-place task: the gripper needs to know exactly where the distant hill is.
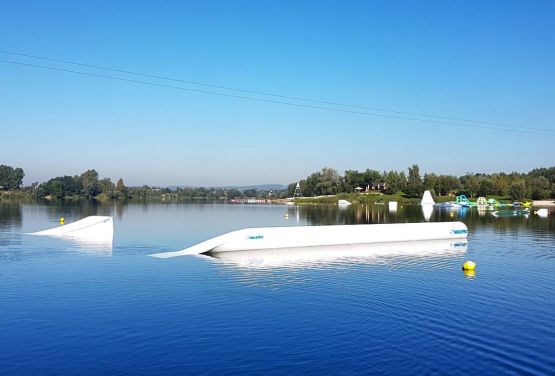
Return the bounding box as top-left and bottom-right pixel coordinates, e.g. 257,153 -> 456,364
167,184 -> 286,191
222,184 -> 287,191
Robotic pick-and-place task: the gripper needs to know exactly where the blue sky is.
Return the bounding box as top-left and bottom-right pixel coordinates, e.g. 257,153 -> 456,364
1,1 -> 554,186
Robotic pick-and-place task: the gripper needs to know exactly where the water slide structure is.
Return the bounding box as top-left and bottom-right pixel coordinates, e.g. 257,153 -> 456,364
424,191 -> 531,211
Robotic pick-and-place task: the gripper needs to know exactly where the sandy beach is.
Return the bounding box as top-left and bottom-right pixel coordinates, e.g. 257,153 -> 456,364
533,200 -> 555,207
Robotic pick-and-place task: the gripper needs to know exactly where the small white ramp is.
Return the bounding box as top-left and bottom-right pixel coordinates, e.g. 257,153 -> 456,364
29,216 -> 114,244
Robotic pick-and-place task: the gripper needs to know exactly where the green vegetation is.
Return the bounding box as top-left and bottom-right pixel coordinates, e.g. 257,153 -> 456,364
126,186 -> 283,201
1,163 -> 554,203
294,192 -> 418,205
0,165 -> 25,190
289,165 -> 555,203
34,169 -> 131,200
0,165 -> 286,201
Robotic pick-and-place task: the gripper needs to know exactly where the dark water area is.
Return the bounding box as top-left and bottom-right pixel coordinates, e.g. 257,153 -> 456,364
1,200 -> 554,375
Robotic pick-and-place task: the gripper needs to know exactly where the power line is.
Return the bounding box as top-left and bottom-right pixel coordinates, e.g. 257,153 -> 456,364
1,49 -> 552,134
1,58 -> 554,137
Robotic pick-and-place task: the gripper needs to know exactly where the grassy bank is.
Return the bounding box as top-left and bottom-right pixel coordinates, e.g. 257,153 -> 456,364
292,193 -> 515,205
0,190 -> 33,199
293,193 -> 420,205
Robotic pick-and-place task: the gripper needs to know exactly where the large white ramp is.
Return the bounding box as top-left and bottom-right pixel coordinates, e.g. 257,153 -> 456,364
150,221 -> 468,258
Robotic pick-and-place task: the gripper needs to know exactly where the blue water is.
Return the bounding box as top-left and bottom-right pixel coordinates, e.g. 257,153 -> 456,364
1,202 -> 554,375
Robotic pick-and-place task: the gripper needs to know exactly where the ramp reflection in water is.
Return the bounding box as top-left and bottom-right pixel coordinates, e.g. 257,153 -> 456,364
202,239 -> 468,269
65,238 -> 113,256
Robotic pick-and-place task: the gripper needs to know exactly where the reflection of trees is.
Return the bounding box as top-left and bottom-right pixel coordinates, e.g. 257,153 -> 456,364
293,205 -> 555,238
42,199 -> 111,221
38,198 -> 228,222
115,201 -> 126,219
0,202 -> 22,230
295,204 -> 402,225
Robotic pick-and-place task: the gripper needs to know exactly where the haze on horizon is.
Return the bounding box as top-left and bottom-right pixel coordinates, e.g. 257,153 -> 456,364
1,1 -> 554,187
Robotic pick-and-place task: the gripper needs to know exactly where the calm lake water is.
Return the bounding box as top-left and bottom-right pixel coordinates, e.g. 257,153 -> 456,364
1,201 -> 554,375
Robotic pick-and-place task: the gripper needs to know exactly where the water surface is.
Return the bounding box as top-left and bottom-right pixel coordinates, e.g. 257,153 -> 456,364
1,201 -> 554,375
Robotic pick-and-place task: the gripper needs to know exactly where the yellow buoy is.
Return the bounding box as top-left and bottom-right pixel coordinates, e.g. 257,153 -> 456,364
449,212 -> 454,218
59,216 -> 65,224
462,260 -> 476,270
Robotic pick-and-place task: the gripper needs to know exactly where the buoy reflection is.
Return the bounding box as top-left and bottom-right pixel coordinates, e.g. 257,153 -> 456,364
463,269 -> 476,279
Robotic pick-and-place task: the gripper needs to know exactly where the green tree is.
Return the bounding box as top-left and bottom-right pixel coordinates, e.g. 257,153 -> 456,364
0,165 -> 10,189
363,169 -> 382,185
423,173 -> 438,194
226,188 -> 243,198
384,170 -> 406,194
0,165 -> 25,190
243,188 -> 257,197
406,164 -> 423,197
343,170 -> 365,192
528,167 -> 555,183
508,180 -> 527,201
99,178 -> 114,192
437,175 -> 459,196
460,174 -> 480,197
49,180 -> 64,198
287,182 -> 298,197
491,173 -> 510,196
10,168 -> 25,189
316,167 -> 341,195
85,181 -> 102,198
528,176 -> 551,199
477,178 -> 496,197
80,169 -> 100,197
115,178 -> 128,198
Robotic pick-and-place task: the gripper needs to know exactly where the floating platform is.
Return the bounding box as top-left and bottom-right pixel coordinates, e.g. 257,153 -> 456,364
150,221 -> 468,258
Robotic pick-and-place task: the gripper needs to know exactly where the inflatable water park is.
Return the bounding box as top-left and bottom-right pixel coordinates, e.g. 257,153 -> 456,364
432,193 -> 532,210
420,189 -> 555,220
420,189 -> 538,215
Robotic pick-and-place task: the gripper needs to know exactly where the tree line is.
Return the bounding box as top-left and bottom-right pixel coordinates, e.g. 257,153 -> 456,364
288,165 -> 555,201
0,164 -> 283,200
36,169 -> 130,199
128,186 -> 280,200
2,163 -> 554,201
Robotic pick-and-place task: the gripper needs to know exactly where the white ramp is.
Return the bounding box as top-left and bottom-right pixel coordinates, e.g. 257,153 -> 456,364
29,216 -> 114,244
150,222 -> 468,258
